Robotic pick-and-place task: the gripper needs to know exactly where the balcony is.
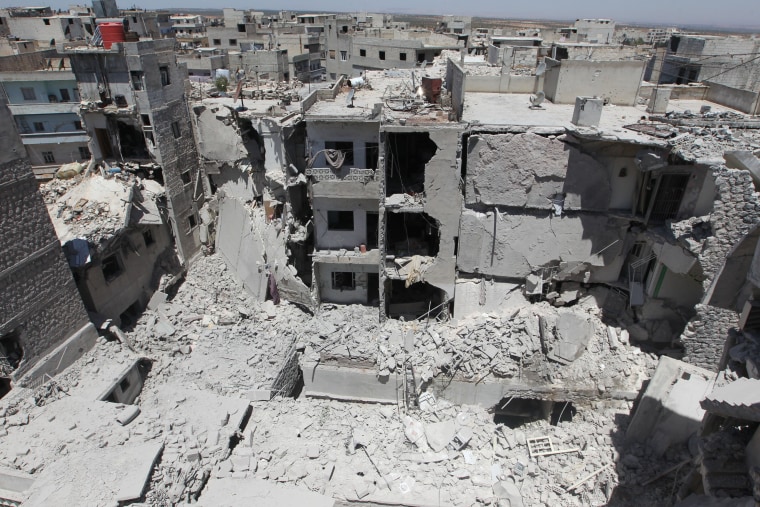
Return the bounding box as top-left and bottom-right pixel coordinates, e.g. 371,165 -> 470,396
19,131 -> 89,145
7,102 -> 80,115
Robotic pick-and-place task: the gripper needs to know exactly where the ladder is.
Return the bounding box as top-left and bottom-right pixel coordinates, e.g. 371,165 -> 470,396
402,360 -> 417,411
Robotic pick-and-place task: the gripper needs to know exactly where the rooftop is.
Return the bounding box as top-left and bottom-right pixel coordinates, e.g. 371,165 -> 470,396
305,69 -> 455,124
462,93 -> 755,156
42,172 -> 164,248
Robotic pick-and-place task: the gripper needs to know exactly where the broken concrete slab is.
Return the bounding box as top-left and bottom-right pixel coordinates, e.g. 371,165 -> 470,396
457,210 -> 627,281
195,476 -> 335,507
626,356 -> 715,455
424,420 -> 457,452
23,442 -> 163,507
465,132 -> 610,212
115,405 -> 141,426
701,377 -> 760,421
547,312 -> 594,364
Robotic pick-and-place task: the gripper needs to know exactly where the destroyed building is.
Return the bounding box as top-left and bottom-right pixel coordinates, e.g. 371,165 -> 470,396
64,38 -> 204,263
41,173 -> 174,327
4,14 -> 760,506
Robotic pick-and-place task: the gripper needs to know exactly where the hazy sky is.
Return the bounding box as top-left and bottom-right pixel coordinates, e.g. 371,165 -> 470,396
32,0 -> 760,28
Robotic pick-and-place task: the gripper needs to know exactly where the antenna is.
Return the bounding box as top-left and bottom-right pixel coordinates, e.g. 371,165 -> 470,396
346,88 -> 356,108
529,90 -> 545,109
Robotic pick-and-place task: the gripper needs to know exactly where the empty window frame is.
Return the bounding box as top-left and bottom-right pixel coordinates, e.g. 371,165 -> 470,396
101,254 -> 123,282
228,39 -> 237,46
331,271 -> 355,290
21,87 -> 36,101
42,151 -> 55,163
359,48 -> 366,57
647,173 -> 691,222
340,50 -> 348,61
59,88 -> 71,101
159,66 -> 170,86
400,52 -> 407,61
171,121 -> 181,138
324,141 -> 354,166
142,229 -> 155,247
130,71 -> 144,91
327,210 -> 354,231
78,146 -> 90,159
180,170 -> 191,184
187,213 -> 197,231
379,50 -> 386,60
33,122 -> 45,132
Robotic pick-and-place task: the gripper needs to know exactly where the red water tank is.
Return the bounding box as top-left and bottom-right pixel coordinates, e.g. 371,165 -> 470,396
100,22 -> 125,49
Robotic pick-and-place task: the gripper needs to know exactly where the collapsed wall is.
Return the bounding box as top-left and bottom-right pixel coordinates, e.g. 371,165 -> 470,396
193,102 -> 313,308
675,167 -> 760,370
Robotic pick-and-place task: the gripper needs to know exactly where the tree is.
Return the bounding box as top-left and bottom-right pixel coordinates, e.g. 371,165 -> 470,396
215,76 -> 229,93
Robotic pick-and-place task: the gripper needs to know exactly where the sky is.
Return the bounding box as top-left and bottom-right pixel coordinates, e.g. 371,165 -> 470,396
30,0 -> 760,29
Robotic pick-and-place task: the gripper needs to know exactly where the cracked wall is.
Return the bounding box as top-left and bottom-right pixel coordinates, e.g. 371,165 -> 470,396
457,210 -> 628,281
216,195 -> 313,308
465,133 -> 611,211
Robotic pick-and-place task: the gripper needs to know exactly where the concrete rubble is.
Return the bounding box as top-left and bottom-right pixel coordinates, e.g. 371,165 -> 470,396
5,23 -> 760,507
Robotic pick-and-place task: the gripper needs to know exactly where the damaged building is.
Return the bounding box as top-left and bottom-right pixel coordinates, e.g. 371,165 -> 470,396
0,94 -> 95,396
64,39 -> 204,263
4,17 -> 760,507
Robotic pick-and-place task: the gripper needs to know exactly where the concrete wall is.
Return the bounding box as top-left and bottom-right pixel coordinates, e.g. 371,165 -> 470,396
464,74 -> 538,94
78,224 -> 171,324
306,120 -> 378,169
216,195 -> 312,307
638,83 -> 708,102
543,58 -> 645,106
2,77 -> 78,105
234,50 -> 290,81
7,16 -> 86,43
24,141 -> 89,168
0,49 -> 59,71
457,210 -> 628,282
420,128 -> 463,299
313,197 -> 378,249
314,260 -> 377,304
705,81 -> 760,116
446,58 -> 466,121
465,133 -> 612,211
0,95 -> 91,381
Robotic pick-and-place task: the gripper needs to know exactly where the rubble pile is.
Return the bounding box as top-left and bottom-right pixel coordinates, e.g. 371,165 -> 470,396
40,171 -> 165,248
669,126 -> 760,163
296,293 -> 656,395
397,303 -> 656,393
128,255 -> 303,395
201,396 -> 683,506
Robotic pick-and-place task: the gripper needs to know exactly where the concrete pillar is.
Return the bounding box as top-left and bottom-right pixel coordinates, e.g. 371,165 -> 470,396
647,87 -> 671,114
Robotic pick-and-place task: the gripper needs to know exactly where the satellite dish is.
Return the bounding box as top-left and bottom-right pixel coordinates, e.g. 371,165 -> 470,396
346,88 -> 356,108
535,61 -> 546,76
529,91 -> 545,109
